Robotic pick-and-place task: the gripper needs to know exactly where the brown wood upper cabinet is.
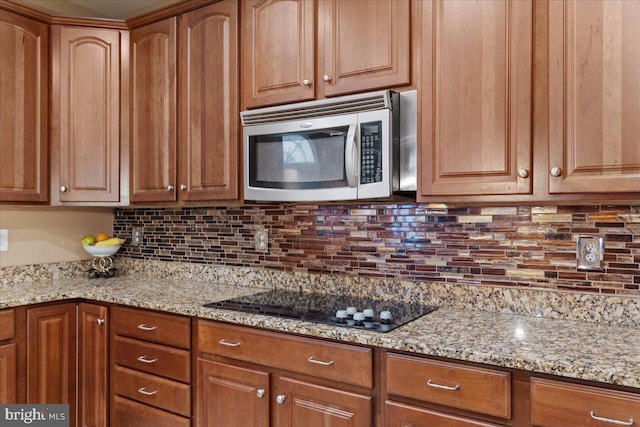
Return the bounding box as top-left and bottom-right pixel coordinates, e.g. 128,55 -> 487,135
50,25 -> 129,205
419,0 -> 533,197
131,0 -> 239,203
241,0 -> 411,109
548,0 -> 640,193
0,9 -> 48,203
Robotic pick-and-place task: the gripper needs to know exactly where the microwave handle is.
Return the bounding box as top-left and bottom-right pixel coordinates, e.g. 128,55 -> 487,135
345,124 -> 358,187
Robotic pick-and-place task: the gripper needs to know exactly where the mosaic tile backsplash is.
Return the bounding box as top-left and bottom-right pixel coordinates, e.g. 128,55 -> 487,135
114,204 -> 640,296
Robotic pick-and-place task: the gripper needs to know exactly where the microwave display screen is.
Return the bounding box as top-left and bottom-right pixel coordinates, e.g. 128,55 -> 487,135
360,121 -> 383,184
249,126 -> 350,189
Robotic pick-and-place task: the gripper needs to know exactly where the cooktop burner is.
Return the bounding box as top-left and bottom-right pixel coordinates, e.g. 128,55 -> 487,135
204,289 -> 437,333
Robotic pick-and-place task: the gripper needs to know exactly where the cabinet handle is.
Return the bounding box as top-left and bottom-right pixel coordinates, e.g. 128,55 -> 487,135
218,339 -> 241,347
517,168 -> 530,178
307,356 -> 334,366
166,185 -> 174,191
590,411 -> 634,426
322,74 -> 331,82
302,79 -> 311,86
137,387 -> 157,396
276,394 -> 286,404
60,186 -> 68,193
137,355 -> 157,364
137,324 -> 157,331
179,184 -> 187,191
550,166 -> 562,177
426,379 -> 460,391
96,318 -> 104,326
256,389 -> 265,398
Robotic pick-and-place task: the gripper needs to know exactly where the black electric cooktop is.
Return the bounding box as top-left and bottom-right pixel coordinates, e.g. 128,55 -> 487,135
204,289 -> 437,333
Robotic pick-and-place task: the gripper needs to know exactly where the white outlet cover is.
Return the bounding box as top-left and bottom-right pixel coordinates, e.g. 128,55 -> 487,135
0,229 -> 7,251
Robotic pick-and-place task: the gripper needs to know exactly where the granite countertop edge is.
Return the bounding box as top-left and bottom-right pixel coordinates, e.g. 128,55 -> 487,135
1,276 -> 639,390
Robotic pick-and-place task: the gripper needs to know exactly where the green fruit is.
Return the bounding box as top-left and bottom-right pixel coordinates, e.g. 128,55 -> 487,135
81,234 -> 96,246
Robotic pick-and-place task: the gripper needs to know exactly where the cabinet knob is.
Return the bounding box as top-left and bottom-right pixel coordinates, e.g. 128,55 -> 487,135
276,394 -> 286,404
256,389 -> 265,398
60,186 -> 68,193
517,169 -> 530,178
179,184 -> 187,191
550,166 -> 562,177
166,185 -> 174,191
302,79 -> 311,87
322,74 -> 331,82
96,318 -> 104,326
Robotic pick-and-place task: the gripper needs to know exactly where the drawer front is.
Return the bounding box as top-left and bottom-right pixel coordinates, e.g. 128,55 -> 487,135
112,395 -> 190,427
114,336 -> 190,383
113,366 -> 190,417
386,353 -> 511,419
531,377 -> 640,427
198,320 -> 372,388
0,309 -> 15,341
112,306 -> 190,349
385,401 -> 500,427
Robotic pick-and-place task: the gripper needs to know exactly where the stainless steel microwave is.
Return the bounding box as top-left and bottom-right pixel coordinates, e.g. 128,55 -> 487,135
241,90 -> 416,202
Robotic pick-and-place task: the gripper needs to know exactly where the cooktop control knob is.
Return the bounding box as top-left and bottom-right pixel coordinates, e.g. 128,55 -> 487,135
380,310 -> 393,324
363,308 -> 374,319
353,312 -> 365,326
346,307 -> 357,318
335,310 -> 347,323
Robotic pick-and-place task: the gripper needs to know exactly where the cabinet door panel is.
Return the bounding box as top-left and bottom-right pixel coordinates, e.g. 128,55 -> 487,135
0,343 -> 17,404
385,401 -> 499,427
420,0 -> 532,196
548,0 -> 640,193
179,1 -> 239,201
318,0 -> 410,97
0,10 -> 48,202
196,359 -> 269,427
273,376 -> 371,427
131,17 -> 177,203
78,303 -> 108,427
54,26 -> 121,203
242,0 -> 315,108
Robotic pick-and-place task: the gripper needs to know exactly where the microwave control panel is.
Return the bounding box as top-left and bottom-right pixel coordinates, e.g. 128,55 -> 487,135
360,121 -> 383,184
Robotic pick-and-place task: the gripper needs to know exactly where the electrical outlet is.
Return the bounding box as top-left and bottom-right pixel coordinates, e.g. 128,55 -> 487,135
577,235 -> 605,271
255,230 -> 268,252
0,229 -> 7,252
131,227 -> 143,246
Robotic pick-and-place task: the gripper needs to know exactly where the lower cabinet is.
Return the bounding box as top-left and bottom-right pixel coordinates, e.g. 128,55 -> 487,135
0,308 -> 17,403
195,320 -> 373,427
385,401 -> 499,427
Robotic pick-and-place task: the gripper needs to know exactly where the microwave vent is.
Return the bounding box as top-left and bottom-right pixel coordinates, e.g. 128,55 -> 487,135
241,91 -> 393,126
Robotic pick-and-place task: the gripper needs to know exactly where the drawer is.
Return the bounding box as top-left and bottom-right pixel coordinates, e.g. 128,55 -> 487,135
198,320 -> 372,388
112,306 -> 190,349
113,336 -> 190,383
386,353 -> 511,419
112,395 -> 190,427
385,401 -> 500,427
531,377 -> 640,427
113,366 -> 190,417
0,309 -> 15,341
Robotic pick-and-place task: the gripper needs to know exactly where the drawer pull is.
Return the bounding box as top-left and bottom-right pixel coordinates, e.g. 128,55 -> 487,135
137,324 -> 157,331
137,387 -> 157,396
219,339 -> 241,347
307,356 -> 334,366
137,355 -> 158,364
590,411 -> 634,426
427,379 -> 460,391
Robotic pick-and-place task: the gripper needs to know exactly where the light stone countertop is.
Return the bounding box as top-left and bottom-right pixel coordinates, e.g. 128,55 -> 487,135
1,276 -> 639,389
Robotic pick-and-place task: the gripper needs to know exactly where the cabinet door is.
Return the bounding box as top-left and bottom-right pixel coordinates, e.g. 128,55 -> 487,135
196,359 -> 269,427
27,304 -> 77,424
385,401 -> 499,427
178,0 -> 239,201
0,10 -> 48,203
0,343 -> 17,403
548,0 -> 640,193
130,18 -> 177,203
420,0 -> 533,196
273,376 -> 371,427
52,26 -> 121,203
317,0 -> 410,98
241,0 -> 315,108
78,303 -> 108,427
